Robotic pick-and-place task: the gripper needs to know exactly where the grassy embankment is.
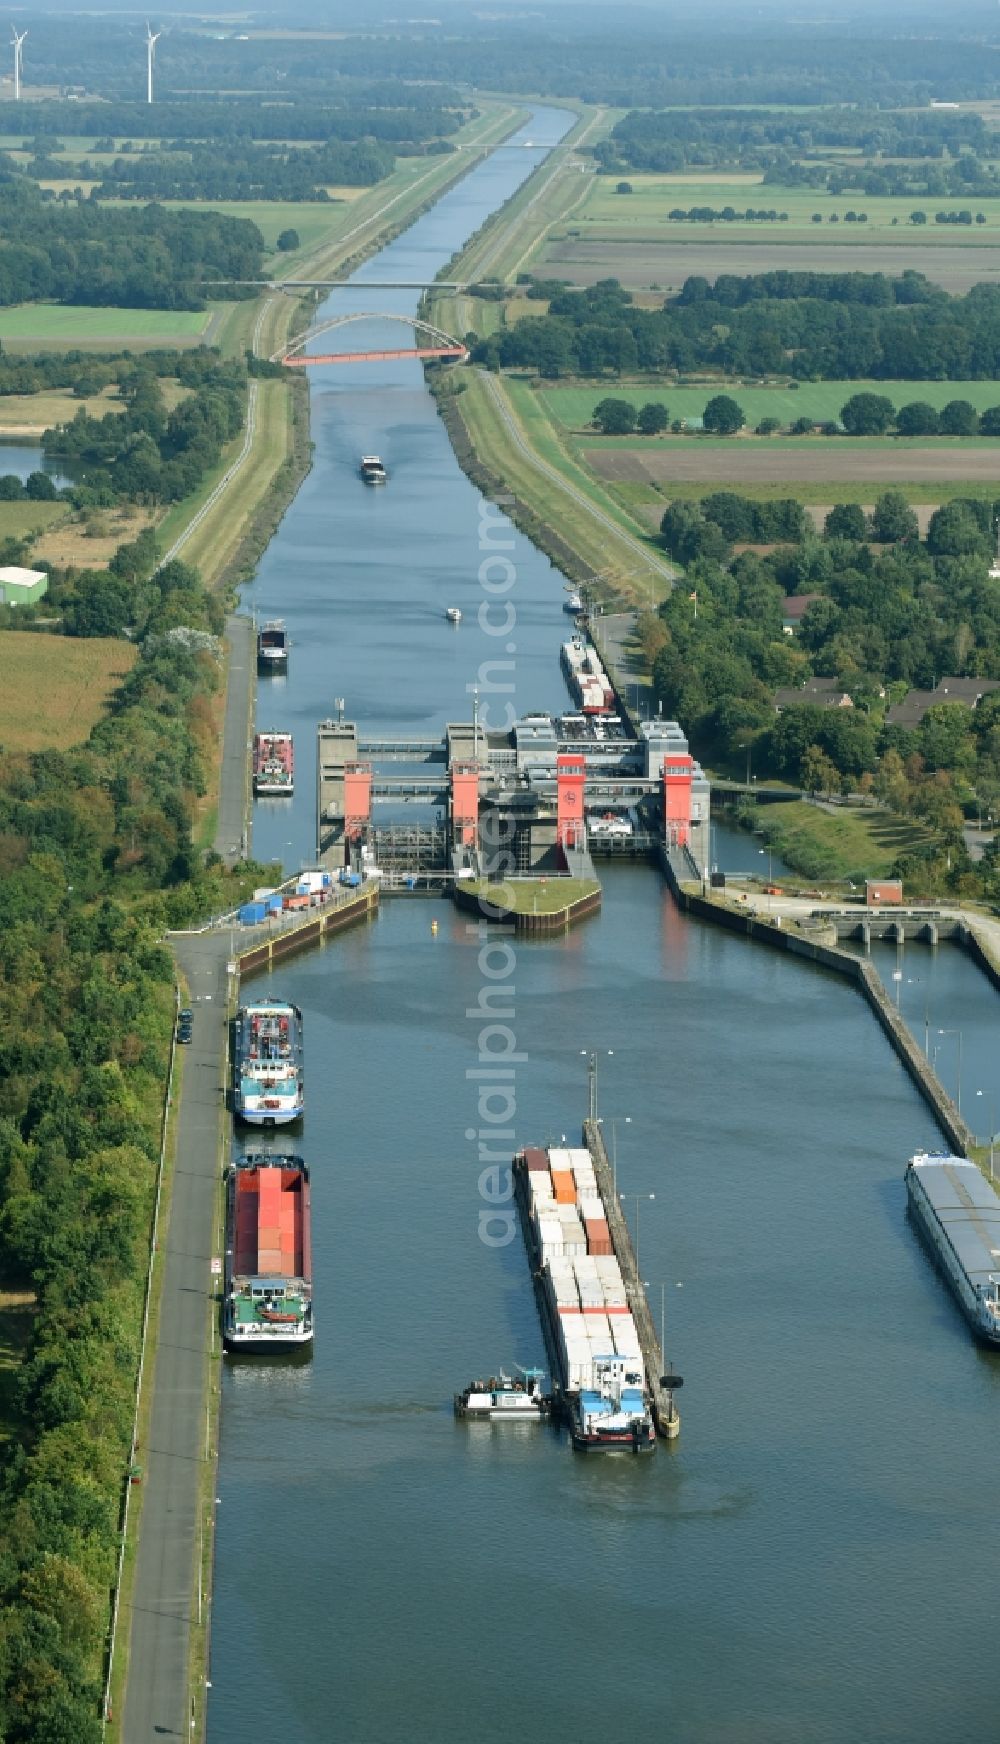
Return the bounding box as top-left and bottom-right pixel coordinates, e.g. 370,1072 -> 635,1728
750,800 -> 938,882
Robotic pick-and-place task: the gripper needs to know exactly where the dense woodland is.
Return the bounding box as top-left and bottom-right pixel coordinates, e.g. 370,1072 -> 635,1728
0,178 -> 262,308
647,494 -> 1000,892
597,106 -> 997,174
0,550 -> 263,1737
475,272 -> 1000,381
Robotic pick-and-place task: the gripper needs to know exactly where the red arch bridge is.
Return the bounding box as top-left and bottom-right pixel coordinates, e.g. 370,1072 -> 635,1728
274,312 -> 468,367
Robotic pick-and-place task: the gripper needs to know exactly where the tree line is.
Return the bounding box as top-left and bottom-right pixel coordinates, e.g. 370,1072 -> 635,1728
597,104 -> 997,175
5,96 -> 466,146
0,541 -> 270,1738
0,178 -> 263,310
88,138 -> 398,202
474,271 -> 1000,382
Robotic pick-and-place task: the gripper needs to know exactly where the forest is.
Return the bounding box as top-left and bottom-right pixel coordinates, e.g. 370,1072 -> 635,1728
88,138 -> 399,202
597,105 -> 996,174
0,178 -> 262,309
474,272 -> 1000,381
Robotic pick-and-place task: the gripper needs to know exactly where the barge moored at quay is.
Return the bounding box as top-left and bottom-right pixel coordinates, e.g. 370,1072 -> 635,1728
513,1143 -> 658,1453
253,730 -> 294,796
905,1152 -> 1000,1346
257,619 -> 289,672
233,997 -> 304,1126
224,1155 -> 313,1349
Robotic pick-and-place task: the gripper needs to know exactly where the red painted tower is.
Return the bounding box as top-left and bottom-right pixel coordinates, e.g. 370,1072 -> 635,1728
450,763 -> 480,848
343,763 -> 372,841
557,753 -> 587,849
662,752 -> 693,846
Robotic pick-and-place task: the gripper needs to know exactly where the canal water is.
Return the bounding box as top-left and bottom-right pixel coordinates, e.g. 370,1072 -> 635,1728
209,112 -> 1000,1744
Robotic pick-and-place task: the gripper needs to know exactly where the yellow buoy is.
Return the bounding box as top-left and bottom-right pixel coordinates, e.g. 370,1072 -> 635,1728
431,919 -> 439,934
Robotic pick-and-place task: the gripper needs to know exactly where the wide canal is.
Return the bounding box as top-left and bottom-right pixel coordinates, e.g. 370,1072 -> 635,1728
208,110 -> 1000,1744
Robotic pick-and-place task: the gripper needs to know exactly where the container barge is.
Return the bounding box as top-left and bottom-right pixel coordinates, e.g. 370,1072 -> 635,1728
253,731 -> 294,796
560,635 -> 615,715
512,1144 -> 656,1453
233,997 -> 304,1126
257,619 -> 289,672
224,1155 -> 313,1349
905,1152 -> 1000,1346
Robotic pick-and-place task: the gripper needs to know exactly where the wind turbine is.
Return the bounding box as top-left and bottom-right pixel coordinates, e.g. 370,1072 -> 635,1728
145,22 -> 161,105
11,27 -> 26,103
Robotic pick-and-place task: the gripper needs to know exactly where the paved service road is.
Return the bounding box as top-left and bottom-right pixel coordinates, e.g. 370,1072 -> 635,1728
216,614 -> 254,862
121,933 -> 229,1744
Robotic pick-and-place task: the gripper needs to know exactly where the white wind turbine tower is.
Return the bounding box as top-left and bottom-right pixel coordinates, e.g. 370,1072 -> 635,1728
145,22 -> 161,105
11,27 -> 26,102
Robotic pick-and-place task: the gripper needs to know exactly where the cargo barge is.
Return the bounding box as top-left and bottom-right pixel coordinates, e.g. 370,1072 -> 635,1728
560,636 -> 615,715
905,1152 -> 1000,1346
253,731 -> 294,796
233,997 -> 304,1126
257,619 -> 289,672
224,1155 -> 312,1349
512,1144 -> 656,1453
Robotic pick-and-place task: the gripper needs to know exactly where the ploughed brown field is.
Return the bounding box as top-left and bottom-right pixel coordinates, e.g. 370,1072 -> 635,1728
589,444 -> 1000,485
536,238 -> 1000,294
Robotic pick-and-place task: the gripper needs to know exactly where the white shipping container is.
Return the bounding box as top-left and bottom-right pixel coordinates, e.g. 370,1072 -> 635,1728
548,1147 -> 573,1172
603,1286 -> 629,1309
566,1148 -> 592,1169
572,1254 -> 599,1275
577,1282 -> 605,1309
578,1194 -> 605,1222
594,1254 -> 624,1280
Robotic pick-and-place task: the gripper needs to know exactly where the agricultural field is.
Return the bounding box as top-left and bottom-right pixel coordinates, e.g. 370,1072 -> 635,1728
0,630 -> 137,751
530,172 -> 1000,292
587,440 -> 1000,486
542,379 -> 1000,432
536,236 -> 1000,293
0,304 -> 214,351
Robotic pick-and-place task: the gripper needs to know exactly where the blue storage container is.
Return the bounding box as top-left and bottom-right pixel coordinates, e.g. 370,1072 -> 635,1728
266,895 -> 284,914
239,901 -> 267,925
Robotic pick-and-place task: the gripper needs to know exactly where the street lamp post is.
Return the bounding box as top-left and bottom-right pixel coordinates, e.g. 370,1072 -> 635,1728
936,1027 -> 963,1115
758,845 -> 773,912
619,1192 -> 654,1273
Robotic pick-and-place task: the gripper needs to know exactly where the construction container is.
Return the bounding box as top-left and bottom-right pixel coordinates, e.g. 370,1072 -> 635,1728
523,1146 -> 550,1174
584,1217 -> 612,1256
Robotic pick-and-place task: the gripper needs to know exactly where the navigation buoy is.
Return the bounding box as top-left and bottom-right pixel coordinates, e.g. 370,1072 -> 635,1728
431,919 -> 439,934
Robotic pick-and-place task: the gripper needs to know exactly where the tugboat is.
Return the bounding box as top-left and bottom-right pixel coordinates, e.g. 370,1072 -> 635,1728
446,606 -> 462,624
257,620 -> 289,672
454,1367 -> 550,1421
568,1355 -> 655,1454
359,454 -> 387,486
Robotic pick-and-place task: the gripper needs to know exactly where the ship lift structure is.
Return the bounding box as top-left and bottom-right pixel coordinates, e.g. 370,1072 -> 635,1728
272,311 -> 469,368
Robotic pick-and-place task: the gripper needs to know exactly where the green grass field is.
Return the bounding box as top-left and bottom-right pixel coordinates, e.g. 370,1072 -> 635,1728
0,501 -> 68,539
580,174 -> 1000,234
0,305 -> 212,346
464,876 -> 601,914
631,477 -> 1000,507
755,801 -> 938,881
539,379 -> 1000,432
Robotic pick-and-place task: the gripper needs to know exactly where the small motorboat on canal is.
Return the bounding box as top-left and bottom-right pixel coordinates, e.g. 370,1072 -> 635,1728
446,607 -> 462,623
454,1367 -> 550,1421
